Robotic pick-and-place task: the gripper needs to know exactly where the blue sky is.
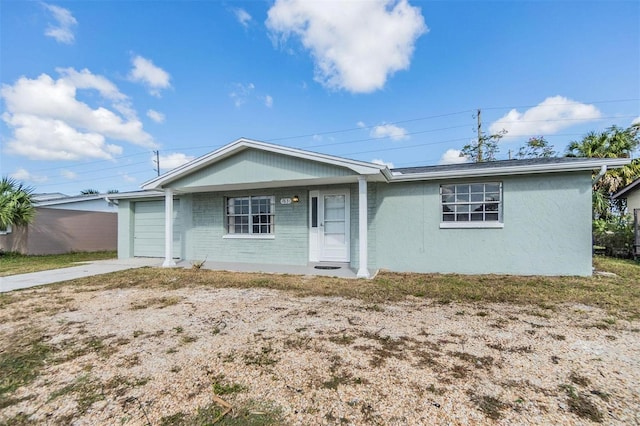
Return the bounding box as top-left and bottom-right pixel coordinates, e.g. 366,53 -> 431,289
1,0 -> 638,195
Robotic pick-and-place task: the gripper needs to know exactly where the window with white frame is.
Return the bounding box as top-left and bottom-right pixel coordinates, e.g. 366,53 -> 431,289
226,196 -> 275,235
441,183 -> 502,223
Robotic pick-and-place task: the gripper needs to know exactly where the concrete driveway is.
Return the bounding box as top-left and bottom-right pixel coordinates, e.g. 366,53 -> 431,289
0,258 -> 161,293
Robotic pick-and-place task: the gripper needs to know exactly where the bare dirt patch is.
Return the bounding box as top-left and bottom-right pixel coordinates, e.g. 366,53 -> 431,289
0,273 -> 638,425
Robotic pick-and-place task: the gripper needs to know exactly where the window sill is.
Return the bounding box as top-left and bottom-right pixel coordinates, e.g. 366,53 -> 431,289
223,234 -> 275,240
440,222 -> 504,229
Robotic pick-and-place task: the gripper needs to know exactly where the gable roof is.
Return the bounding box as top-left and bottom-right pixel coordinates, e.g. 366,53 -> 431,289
612,177 -> 640,199
390,157 -> 630,181
142,138 -> 389,190
139,137 -> 631,191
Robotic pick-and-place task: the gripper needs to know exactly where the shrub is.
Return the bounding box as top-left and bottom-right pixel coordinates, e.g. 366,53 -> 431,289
593,217 -> 635,258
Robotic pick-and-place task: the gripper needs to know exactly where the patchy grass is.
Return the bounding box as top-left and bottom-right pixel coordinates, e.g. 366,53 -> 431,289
130,296 -> 183,310
211,375 -> 248,396
159,400 -> 282,426
467,391 -> 508,420
0,251 -> 116,277
55,256 -> 640,320
560,384 -> 604,423
0,329 -> 51,408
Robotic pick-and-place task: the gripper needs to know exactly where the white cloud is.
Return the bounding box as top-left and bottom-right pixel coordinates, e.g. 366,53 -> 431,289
57,67 -> 136,118
312,134 -> 322,142
371,158 -> 394,168
129,55 -> 171,97
439,149 -> 468,165
42,3 -> 77,44
3,113 -> 123,160
61,169 -> 78,180
156,152 -> 195,171
266,0 -> 427,93
229,82 -> 255,107
489,96 -> 602,137
356,121 -> 366,128
146,109 -> 165,123
10,168 -> 49,184
234,8 -> 252,28
264,95 -> 274,108
1,70 -> 153,161
370,123 -> 409,141
120,173 -> 136,183
57,67 -> 126,101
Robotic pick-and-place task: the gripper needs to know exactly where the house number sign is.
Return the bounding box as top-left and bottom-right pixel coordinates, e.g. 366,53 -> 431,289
280,198 -> 292,205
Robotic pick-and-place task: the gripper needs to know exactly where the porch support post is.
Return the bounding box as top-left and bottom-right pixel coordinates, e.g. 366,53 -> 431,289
162,188 -> 176,267
357,176 -> 370,278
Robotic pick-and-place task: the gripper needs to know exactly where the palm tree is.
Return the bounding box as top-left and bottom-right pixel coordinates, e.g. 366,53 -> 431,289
566,124 -> 640,219
0,176 -> 35,231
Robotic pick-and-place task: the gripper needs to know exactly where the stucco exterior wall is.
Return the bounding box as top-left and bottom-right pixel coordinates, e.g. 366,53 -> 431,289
0,224 -> 28,253
1,207 -> 117,255
373,172 -> 593,276
171,149 -> 356,189
626,190 -> 640,213
190,188 -> 309,265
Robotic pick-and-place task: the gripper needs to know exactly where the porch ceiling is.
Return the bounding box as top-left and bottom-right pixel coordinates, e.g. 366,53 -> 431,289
170,175 -> 384,193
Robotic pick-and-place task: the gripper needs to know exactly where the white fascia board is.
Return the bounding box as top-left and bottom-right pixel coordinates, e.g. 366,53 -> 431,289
389,158 -> 631,182
612,177 -> 640,199
106,190 -> 165,200
142,138 -> 386,190
35,194 -> 107,206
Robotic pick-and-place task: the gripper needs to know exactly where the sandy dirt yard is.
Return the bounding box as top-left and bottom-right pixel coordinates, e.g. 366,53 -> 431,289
0,278 -> 639,425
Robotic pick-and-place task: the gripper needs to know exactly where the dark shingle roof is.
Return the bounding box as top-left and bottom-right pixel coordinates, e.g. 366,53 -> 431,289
391,157 -> 605,175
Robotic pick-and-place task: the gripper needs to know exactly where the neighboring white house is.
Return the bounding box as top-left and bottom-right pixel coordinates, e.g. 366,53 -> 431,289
112,138 -> 630,276
612,177 -> 640,257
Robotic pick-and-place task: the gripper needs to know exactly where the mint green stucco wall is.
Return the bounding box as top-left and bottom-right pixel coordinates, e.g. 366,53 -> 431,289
171,149 -> 356,189
190,188 -> 309,265
373,172 -> 593,276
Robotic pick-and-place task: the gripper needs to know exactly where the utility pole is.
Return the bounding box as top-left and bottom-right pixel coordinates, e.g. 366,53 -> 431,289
477,108 -> 483,162
153,150 -> 160,176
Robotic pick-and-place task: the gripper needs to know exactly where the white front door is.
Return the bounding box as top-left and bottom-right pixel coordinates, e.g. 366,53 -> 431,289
309,189 -> 350,262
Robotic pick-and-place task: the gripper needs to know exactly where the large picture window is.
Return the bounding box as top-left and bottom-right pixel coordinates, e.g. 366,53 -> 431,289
226,196 -> 275,235
441,183 -> 502,225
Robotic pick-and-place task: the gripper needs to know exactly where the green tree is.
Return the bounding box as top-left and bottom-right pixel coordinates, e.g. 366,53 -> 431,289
0,177 -> 35,231
80,189 -> 100,195
516,136 -> 556,159
461,129 -> 507,162
565,124 -> 640,219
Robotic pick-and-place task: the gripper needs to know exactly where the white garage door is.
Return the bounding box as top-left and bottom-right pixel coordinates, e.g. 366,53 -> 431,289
133,200 -> 182,258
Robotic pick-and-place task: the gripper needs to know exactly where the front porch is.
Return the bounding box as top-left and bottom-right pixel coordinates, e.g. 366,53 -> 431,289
173,260 -> 361,278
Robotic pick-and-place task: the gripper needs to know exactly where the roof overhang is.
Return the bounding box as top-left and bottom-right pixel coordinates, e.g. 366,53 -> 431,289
35,194 -> 113,206
389,158 -> 631,182
107,190 -> 165,200
613,175 -> 640,199
142,138 -> 390,190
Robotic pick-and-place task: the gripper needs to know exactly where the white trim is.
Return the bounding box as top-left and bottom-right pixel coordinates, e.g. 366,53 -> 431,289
223,234 -> 275,240
142,138 -> 387,190
391,158 -> 631,182
357,176 -> 369,278
440,222 -> 504,229
162,189 -> 176,267
0,224 -> 12,235
309,190 -> 320,262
